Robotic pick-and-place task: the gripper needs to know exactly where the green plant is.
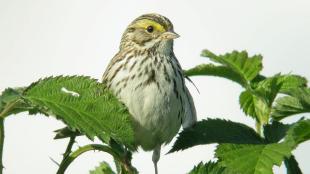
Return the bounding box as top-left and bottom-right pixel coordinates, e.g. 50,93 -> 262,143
0,76 -> 137,174
170,50 -> 309,174
0,50 -> 309,174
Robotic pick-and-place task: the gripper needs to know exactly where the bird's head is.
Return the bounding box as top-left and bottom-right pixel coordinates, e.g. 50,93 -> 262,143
120,13 -> 179,53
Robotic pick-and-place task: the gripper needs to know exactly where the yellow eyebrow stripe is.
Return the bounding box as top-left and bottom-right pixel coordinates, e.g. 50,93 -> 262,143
134,19 -> 166,32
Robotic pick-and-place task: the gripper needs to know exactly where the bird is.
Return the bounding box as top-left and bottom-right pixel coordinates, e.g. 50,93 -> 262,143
102,13 -> 197,174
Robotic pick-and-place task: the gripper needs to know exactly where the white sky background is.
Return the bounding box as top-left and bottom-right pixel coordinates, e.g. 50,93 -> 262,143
0,0 -> 310,173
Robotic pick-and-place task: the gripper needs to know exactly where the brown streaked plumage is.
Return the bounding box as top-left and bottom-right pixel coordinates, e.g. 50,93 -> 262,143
102,13 -> 196,174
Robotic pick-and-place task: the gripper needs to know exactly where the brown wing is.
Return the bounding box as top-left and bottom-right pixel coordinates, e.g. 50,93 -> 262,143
101,52 -> 123,83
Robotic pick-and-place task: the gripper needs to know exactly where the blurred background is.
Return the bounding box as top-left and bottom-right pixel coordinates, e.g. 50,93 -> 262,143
0,0 -> 309,173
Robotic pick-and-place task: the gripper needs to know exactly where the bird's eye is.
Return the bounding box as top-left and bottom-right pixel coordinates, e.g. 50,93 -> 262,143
146,26 -> 154,33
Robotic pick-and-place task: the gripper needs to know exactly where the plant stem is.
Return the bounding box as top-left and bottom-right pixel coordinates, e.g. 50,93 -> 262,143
255,121 -> 262,136
0,119 -> 4,174
56,144 -> 123,174
59,136 -> 76,167
0,99 -> 21,174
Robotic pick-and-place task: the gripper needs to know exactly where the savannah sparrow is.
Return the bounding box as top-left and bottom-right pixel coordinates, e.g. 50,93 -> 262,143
102,13 -> 196,174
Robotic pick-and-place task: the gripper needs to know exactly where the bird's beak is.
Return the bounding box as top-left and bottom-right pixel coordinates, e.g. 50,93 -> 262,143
161,31 -> 180,40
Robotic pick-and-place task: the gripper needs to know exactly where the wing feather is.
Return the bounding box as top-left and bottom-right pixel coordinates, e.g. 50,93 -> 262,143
182,86 -> 197,128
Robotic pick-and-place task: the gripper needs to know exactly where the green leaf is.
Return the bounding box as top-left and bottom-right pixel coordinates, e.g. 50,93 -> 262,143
240,74 -> 306,121
239,90 -> 257,119
216,143 -> 292,174
0,87 -> 30,117
250,75 -> 283,123
272,88 -> 310,120
263,121 -> 291,143
169,119 -> 264,153
254,75 -> 282,107
272,96 -> 308,120
53,127 -> 82,139
184,64 -> 245,85
0,88 -> 20,110
251,74 -> 307,93
89,162 -> 116,174
284,155 -> 303,174
284,119 -> 310,149
188,161 -> 228,174
23,76 -> 134,147
201,50 -> 263,88
250,75 -> 267,88
239,75 -> 283,124
277,75 -> 307,94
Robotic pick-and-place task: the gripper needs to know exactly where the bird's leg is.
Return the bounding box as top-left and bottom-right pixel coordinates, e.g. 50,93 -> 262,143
152,145 -> 161,174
